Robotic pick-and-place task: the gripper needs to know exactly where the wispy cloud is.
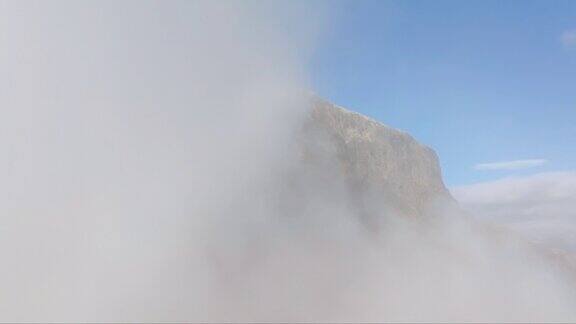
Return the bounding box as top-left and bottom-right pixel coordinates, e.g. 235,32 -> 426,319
474,159 -> 547,171
561,29 -> 576,48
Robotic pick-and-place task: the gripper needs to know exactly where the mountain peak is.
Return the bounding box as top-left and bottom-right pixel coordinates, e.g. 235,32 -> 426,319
293,96 -> 453,222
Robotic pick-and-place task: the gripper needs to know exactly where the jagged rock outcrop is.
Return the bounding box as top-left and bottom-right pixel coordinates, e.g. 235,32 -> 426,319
296,97 -> 453,221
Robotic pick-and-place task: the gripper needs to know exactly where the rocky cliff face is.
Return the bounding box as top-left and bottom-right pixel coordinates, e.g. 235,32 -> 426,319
286,96 -> 453,226
298,97 -> 576,283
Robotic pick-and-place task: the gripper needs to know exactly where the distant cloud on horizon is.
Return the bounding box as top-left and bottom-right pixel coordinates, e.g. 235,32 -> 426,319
561,29 -> 576,48
474,159 -> 548,171
451,171 -> 576,252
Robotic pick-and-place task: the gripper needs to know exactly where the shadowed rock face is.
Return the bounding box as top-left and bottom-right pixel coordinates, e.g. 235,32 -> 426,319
296,97 -> 453,221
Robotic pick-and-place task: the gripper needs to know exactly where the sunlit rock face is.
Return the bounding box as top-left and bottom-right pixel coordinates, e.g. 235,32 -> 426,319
302,97 -> 452,217
279,96 -> 454,231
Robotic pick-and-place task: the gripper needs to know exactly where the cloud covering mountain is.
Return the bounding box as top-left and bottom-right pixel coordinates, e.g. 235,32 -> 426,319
1,1 -> 576,322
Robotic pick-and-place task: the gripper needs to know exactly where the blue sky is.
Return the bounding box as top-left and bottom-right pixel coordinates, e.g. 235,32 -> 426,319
310,0 -> 576,186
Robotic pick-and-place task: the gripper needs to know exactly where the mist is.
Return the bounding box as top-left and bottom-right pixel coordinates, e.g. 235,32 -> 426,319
453,171 -> 576,252
1,1 -> 576,322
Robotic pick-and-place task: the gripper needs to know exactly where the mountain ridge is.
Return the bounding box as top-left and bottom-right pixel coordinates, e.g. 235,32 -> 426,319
297,96 -> 454,221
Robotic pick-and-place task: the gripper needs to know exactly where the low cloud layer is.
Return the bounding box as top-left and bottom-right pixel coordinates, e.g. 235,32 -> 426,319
474,159 -> 547,171
452,171 -> 576,252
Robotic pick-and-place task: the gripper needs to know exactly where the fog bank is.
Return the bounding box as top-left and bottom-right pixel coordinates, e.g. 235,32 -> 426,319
1,1 -> 576,322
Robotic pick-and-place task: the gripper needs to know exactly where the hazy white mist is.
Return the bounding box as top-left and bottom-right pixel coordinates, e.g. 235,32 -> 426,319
1,1 -> 576,322
453,171 -> 576,252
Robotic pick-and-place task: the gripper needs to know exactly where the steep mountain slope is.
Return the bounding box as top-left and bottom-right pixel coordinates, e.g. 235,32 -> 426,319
298,97 -> 453,221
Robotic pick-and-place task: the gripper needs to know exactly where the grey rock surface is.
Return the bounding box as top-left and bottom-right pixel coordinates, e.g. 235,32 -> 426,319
297,97 -> 453,220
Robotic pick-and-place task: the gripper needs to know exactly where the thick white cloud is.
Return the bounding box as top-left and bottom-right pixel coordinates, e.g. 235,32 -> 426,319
473,159 -> 547,171
1,2 -> 576,321
452,171 -> 576,252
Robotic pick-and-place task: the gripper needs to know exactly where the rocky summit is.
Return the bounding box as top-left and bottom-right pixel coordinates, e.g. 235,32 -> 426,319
282,96 -> 454,227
